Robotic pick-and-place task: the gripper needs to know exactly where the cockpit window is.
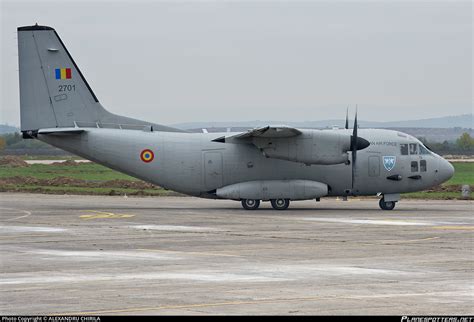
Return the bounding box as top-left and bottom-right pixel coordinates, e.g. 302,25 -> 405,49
420,160 -> 427,172
400,144 -> 408,155
419,144 -> 431,155
409,143 -> 418,155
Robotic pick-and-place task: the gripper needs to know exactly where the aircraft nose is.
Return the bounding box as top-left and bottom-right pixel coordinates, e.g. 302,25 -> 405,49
437,158 -> 455,183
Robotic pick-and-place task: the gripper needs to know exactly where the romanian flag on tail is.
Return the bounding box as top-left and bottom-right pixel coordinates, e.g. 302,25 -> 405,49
55,68 -> 72,80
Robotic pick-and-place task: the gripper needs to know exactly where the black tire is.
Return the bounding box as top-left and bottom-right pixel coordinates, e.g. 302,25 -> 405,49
241,199 -> 260,210
379,198 -> 396,210
270,198 -> 290,210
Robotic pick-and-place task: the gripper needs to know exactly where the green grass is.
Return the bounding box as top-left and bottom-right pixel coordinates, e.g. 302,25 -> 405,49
0,160 -> 472,199
402,162 -> 473,200
402,191 -> 467,200
18,155 -> 85,160
0,184 -> 174,196
445,162 -> 474,185
0,162 -> 162,196
0,162 -> 137,181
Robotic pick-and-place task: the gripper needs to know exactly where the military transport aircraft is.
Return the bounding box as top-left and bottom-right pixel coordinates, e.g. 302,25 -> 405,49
17,25 -> 454,210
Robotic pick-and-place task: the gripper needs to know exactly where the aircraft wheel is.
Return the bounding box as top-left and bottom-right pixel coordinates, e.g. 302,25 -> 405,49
241,199 -> 260,210
270,198 -> 290,210
379,198 -> 396,211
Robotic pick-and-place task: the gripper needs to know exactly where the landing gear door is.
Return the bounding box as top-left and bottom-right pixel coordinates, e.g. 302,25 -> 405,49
204,152 -> 223,190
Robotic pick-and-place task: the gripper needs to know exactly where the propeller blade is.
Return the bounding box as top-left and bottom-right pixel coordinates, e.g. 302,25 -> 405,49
345,106 -> 349,129
351,107 -> 358,190
347,107 -> 370,192
353,107 -> 358,142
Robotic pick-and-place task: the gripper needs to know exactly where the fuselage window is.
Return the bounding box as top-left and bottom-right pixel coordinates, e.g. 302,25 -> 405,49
409,143 -> 418,155
400,144 -> 408,155
411,161 -> 418,172
420,160 -> 427,172
419,145 -> 431,155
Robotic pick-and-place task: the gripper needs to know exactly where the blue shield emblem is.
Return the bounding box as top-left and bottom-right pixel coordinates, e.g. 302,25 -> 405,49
383,156 -> 396,171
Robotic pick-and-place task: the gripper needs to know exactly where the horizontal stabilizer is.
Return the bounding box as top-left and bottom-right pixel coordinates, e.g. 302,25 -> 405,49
38,128 -> 85,135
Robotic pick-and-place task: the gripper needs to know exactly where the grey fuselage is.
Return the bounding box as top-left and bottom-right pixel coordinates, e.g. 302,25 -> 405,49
40,127 -> 454,199
16,24 -> 454,201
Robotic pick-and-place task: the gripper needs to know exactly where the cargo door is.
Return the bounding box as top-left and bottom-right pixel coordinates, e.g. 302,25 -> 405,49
204,152 -> 223,190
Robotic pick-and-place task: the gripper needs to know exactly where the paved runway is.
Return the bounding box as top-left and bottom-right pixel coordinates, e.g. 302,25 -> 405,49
1,193 -> 473,315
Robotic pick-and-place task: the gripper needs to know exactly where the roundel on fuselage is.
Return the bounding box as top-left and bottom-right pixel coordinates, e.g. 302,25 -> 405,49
140,149 -> 155,163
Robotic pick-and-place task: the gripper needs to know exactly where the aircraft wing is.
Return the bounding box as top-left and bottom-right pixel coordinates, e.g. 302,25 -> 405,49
213,126 -> 302,143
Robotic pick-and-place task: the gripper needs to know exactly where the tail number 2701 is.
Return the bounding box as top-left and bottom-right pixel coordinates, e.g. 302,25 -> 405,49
58,84 -> 76,92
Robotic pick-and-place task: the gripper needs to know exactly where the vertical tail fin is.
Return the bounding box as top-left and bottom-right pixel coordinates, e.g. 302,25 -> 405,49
18,25 -> 102,132
17,24 -> 183,135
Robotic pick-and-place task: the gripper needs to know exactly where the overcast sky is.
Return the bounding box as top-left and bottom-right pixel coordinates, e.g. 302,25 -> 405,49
1,0 -> 472,126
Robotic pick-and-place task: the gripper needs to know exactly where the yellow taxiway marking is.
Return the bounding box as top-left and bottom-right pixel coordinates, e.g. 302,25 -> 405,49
380,219 -> 426,224
52,297 -> 332,315
431,226 -> 474,231
136,248 -> 240,258
361,236 -> 440,246
384,236 -> 440,244
53,291 -> 470,315
80,210 -> 135,220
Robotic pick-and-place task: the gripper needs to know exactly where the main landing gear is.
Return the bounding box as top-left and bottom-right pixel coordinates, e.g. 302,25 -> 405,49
379,197 -> 396,210
270,198 -> 290,210
241,197 -> 398,210
241,199 -> 260,210
240,198 -> 291,210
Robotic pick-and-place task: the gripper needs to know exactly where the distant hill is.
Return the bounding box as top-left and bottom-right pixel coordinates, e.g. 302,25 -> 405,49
363,114 -> 473,128
171,114 -> 473,130
2,114 -> 471,133
0,124 -> 19,134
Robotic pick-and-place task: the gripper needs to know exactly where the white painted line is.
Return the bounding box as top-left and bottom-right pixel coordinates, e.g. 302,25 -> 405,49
30,249 -> 179,261
130,225 -> 220,232
0,272 -> 286,285
0,208 -> 32,221
0,226 -> 66,233
240,264 -> 410,278
0,263 -> 409,286
299,218 -> 471,226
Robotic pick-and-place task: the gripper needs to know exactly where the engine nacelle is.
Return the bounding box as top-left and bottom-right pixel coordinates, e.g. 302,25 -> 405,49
253,130 -> 351,165
216,180 -> 328,201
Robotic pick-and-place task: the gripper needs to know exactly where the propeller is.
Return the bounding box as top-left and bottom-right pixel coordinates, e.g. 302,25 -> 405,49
345,106 -> 349,130
349,106 -> 370,192
351,108 -> 358,190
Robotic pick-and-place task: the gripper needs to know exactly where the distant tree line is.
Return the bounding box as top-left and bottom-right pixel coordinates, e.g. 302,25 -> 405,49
0,132 -> 50,150
418,132 -> 474,155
